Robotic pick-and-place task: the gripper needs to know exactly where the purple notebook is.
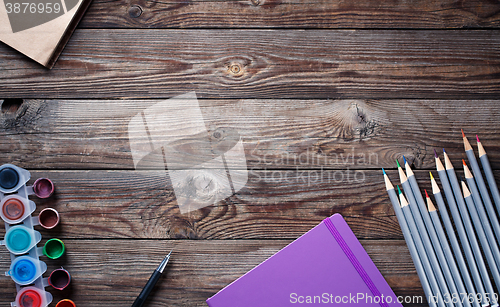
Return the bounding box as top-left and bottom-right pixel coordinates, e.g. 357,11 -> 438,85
206,214 -> 402,306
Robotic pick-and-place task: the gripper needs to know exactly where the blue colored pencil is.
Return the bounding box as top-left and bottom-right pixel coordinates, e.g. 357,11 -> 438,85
477,136 -> 500,217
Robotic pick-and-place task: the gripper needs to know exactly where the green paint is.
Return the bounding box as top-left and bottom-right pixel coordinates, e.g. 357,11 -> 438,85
43,238 -> 65,259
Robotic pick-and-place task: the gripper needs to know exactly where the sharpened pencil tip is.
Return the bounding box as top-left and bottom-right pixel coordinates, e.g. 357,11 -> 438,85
425,189 -> 429,198
434,149 -> 438,158
429,172 -> 434,180
476,135 -> 481,143
442,148 -> 446,153
462,159 -> 467,166
382,168 -> 386,175
397,185 -> 402,195
403,155 -> 407,165
396,159 -> 401,168
461,129 -> 465,138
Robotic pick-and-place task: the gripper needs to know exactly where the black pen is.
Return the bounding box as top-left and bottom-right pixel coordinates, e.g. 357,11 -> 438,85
131,250 -> 172,307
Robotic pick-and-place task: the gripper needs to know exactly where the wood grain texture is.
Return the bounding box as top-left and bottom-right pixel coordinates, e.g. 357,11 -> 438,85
1,30 -> 499,99
0,169 -> 479,240
80,0 -> 500,29
0,239 -> 425,306
1,99 -> 500,170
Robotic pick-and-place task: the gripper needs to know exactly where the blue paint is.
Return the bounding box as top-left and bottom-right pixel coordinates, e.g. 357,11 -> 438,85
12,258 -> 36,283
6,227 -> 31,253
0,167 -> 19,190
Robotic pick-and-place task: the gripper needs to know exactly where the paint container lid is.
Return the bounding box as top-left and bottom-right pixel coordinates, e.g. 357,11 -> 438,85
43,238 -> 65,259
0,195 -> 35,224
15,286 -> 52,307
0,164 -> 30,193
49,267 -> 71,290
55,299 -> 76,307
33,178 -> 54,198
0,167 -> 19,189
3,225 -> 41,255
38,208 -> 60,229
8,256 -> 46,286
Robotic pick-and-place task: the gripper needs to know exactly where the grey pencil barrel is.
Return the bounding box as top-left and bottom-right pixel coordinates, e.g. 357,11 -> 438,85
463,190 -> 500,292
432,190 -> 479,307
401,179 -> 453,307
465,175 -> 500,270
446,168 -> 497,306
387,188 -> 437,307
407,175 -> 462,307
436,169 -> 487,305
402,204 -> 446,307
429,210 -> 472,307
466,149 -> 500,245
479,153 -> 500,216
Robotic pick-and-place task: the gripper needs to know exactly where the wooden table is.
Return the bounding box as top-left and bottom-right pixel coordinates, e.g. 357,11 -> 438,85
1,0 -> 500,306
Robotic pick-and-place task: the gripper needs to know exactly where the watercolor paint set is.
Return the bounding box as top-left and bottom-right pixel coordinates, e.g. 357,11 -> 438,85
0,164 -> 72,307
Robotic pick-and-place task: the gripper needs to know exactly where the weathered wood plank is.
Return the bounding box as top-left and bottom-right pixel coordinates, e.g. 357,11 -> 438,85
0,169 -> 474,240
0,239 -> 425,306
1,30 -> 499,99
80,0 -> 500,29
1,99 -> 500,170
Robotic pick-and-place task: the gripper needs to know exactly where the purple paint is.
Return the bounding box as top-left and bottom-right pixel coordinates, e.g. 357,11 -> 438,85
49,268 -> 71,290
38,208 -> 60,229
33,178 -> 54,198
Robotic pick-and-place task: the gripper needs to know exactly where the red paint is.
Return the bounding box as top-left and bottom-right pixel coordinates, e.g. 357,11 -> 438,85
18,289 -> 42,307
56,299 -> 76,307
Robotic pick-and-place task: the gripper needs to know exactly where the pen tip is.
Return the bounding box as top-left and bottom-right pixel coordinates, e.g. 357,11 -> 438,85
434,149 -> 438,158
396,159 -> 401,168
476,134 -> 481,143
461,129 -> 465,138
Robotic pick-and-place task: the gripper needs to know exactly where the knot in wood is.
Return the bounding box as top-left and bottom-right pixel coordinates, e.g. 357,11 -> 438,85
228,63 -> 243,76
128,5 -> 143,18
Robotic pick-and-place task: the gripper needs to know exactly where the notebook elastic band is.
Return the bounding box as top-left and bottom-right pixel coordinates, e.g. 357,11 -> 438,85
323,218 -> 390,307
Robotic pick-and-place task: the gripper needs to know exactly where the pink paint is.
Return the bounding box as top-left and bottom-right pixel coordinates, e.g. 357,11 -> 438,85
33,178 -> 54,198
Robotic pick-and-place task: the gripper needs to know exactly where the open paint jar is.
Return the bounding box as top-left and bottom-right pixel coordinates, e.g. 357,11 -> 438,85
49,268 -> 71,290
43,238 -> 65,259
0,164 -> 30,193
38,208 -> 60,229
8,255 -> 47,285
0,195 -> 36,224
55,299 -> 76,307
15,286 -> 53,307
33,178 -> 54,198
2,225 -> 41,255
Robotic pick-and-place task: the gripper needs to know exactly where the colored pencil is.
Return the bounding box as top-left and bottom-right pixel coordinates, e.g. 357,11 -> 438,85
430,173 -> 479,307
403,157 -> 462,307
434,152 -> 488,306
463,160 -> 500,266
477,135 -> 500,216
398,160 -> 453,307
461,179 -> 500,293
425,189 -> 472,307
462,131 -> 500,244
442,150 -> 497,307
399,186 -> 445,307
383,170 -> 437,307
